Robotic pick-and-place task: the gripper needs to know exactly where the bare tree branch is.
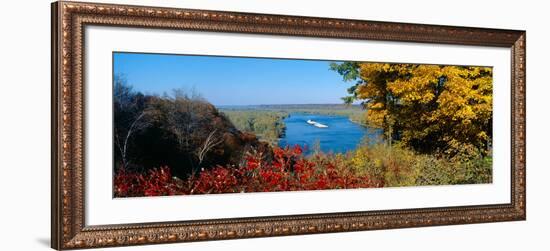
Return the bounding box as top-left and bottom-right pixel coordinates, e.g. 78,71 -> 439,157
195,129 -> 224,166
117,111 -> 148,168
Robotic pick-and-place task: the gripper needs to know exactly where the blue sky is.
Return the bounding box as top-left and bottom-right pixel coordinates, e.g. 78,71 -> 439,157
113,52 -> 350,106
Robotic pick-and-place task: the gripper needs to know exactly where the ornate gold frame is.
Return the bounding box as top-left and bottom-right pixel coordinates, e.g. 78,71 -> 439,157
51,1 -> 526,249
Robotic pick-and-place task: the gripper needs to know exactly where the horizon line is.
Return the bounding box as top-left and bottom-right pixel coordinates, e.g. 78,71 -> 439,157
215,103 -> 361,107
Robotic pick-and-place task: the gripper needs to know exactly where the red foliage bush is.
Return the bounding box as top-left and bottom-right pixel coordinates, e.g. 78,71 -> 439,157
114,145 -> 381,197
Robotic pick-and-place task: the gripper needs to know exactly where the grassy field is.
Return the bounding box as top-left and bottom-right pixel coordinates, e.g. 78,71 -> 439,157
220,109 -> 288,145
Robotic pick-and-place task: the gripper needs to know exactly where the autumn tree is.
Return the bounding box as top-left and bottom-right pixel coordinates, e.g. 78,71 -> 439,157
331,62 -> 493,157
145,89 -> 229,173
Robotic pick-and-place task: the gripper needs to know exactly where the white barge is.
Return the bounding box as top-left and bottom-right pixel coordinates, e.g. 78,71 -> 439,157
306,119 -> 328,128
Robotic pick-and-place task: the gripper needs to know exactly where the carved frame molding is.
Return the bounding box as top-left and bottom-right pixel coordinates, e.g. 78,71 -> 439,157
51,1 -> 526,249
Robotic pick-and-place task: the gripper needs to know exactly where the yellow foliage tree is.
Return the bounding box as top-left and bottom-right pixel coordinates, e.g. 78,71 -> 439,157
331,62 -> 493,157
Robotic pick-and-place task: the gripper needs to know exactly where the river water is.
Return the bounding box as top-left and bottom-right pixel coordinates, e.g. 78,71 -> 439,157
278,113 -> 382,154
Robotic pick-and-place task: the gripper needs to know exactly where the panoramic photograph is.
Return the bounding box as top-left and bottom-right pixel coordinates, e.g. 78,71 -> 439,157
112,52 -> 493,198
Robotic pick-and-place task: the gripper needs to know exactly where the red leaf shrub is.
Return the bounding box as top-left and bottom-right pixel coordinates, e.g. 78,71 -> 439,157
114,166 -> 179,197
114,145 -> 381,197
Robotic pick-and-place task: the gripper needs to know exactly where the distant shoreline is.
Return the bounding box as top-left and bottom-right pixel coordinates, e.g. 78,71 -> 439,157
218,103 -> 363,109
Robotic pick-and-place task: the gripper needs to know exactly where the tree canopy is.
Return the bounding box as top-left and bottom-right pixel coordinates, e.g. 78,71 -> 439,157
113,76 -> 269,177
331,62 -> 493,157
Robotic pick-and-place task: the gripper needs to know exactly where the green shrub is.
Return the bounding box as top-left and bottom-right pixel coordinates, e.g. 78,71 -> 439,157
350,142 -> 492,187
